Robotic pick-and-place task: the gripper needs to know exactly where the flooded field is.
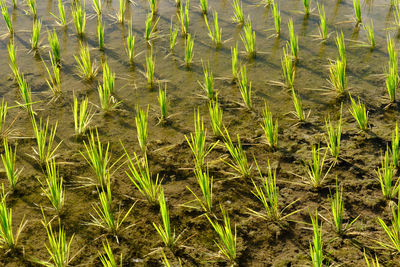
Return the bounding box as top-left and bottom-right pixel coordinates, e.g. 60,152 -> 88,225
0,0 -> 399,265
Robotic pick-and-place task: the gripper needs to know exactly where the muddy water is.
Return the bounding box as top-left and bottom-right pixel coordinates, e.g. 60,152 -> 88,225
0,0 -> 399,266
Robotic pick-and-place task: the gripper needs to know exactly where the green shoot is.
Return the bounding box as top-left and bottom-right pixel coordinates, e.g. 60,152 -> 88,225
148,0 -> 159,16
16,72 -> 33,114
50,0 -> 67,27
72,2 -> 86,36
1,139 -> 20,190
395,0 -> 400,27
231,43 -> 239,80
376,148 -> 399,199
135,105 -> 149,154
26,0 -> 37,17
222,128 -> 250,178
335,31 -> 346,67
188,165 -> 213,212
184,33 -> 194,68
158,83 -> 168,121
303,0 -> 310,16
231,0 -> 244,24
102,61 -> 115,95
386,59 -> 398,103
31,19 -> 42,51
353,0 -> 361,23
42,159 -> 64,214
43,51 -> 62,95
364,252 -> 381,267
153,188 -> 175,248
98,83 -> 119,112
240,19 -> 256,58
0,0 -> 13,34
98,17 -> 105,50
74,43 -> 98,81
288,18 -> 298,60
178,0 -> 189,37
200,0 -> 207,14
145,48 -> 155,88
127,20 -> 136,63
304,144 -> 330,188
318,3 -> 327,40
8,40 -> 18,80
349,94 -> 368,131
117,0 -> 126,24
238,65 -> 252,109
392,123 -> 400,167
92,0 -> 102,16
206,205 -> 237,262
272,2 -> 281,36
73,93 -> 94,136
261,102 -> 278,149
281,45 -> 295,89
329,59 -> 346,96
31,116 -> 61,165
204,11 -> 222,48
377,195 -> 400,252
309,212 -> 324,266
99,239 -> 122,267
169,19 -> 178,51
144,13 -> 160,40
208,99 -> 223,137
325,105 -> 342,160
363,20 -> 375,50
48,30 -> 61,64
0,99 -> 6,137
198,60 -> 214,100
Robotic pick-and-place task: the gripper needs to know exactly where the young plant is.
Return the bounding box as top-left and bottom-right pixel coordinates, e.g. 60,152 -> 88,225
304,144 -> 330,188
92,0 -> 102,16
74,43 -> 98,81
72,2 -> 86,36
335,31 -> 346,66
135,105 -> 149,153
80,129 -> 111,188
0,0 -> 13,34
148,0 -> 159,15
90,178 -> 134,236
144,13 -> 160,41
185,109 -> 217,169
204,11 -> 222,48
178,0 -> 189,37
41,159 -> 64,214
303,0 -> 310,16
99,239 -> 122,267
329,59 -> 346,96
98,17 -> 105,50
206,205 -> 237,262
200,0 -> 207,14
386,59 -> 398,103
1,139 -> 20,190
123,145 -> 161,204
363,21 -> 375,50
73,93 -> 94,136
8,41 -> 18,80
222,128 -> 250,178
240,19 -> 256,58
158,83 -> 168,121
26,0 -> 37,17
238,65 -> 252,109
318,3 -> 328,40
231,0 -> 244,24
117,0 -> 126,23
50,0 -> 67,26
231,43 -> 239,80
353,0 -> 361,23
392,123 -> 400,167
127,20 -> 136,63
309,212 -> 324,266
0,99 -> 6,137
16,72 -> 33,114
184,33 -> 194,67
98,83 -> 119,112
272,2 -> 281,36
325,105 -> 342,160
188,165 -> 213,212
31,116 -> 61,165
349,94 -> 368,131
288,18 -> 299,60
261,102 -> 278,149
0,184 -> 26,250
153,189 -> 175,248
395,0 -> 400,27
364,252 -> 381,267
208,99 -> 223,137
169,19 -> 178,51
377,196 -> 400,252
48,30 -> 61,64
376,148 -> 399,199
43,52 -> 62,95
145,49 -> 155,88
102,62 -> 115,95
281,45 -> 295,89
31,19 -> 42,51
198,60 -> 214,100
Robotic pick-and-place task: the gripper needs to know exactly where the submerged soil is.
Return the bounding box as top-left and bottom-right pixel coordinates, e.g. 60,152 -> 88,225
0,0 -> 399,266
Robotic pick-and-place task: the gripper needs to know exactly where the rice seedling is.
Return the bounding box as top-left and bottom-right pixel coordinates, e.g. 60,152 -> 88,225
328,59 -> 347,96
0,0 -> 13,34
117,0 -> 126,24
169,19 -> 178,51
80,129 -> 111,188
353,0 -> 361,23
127,20 -> 136,63
349,94 -> 368,131
157,83 -> 168,122
99,239 -> 122,267
231,0 -> 244,24
204,11 -> 222,48
41,159 -> 64,214
240,19 -> 256,58
288,19 -> 298,60
31,116 -> 61,165
16,72 -> 33,114
261,102 -> 278,149
363,21 -> 375,50
90,177 -> 135,236
11,0 -> 16,8
325,105 -> 342,160
304,144 -> 330,188
48,30 -> 61,64
395,0 -> 400,27
98,17 -> 105,50
144,13 -> 160,41
50,0 -> 67,27
153,189 -> 175,248
377,195 -> 400,252
175,0 -> 181,7
272,2 -> 281,36
148,0 -> 159,16
198,60 -> 214,100
122,145 -> 161,204
200,0 -> 207,14
222,128 -> 251,178
387,35 -> 396,68
318,3 -> 328,40
73,93 -> 94,136
30,19 -> 42,51
102,62 -> 115,95
185,109 -> 217,169
36,213 -> 74,267
188,165 -> 213,212
1,139 -> 20,190
145,49 -> 155,88
238,65 -> 252,109
135,105 -> 148,154
0,99 -> 6,137
178,0 -> 189,37
376,148 -> 399,199
206,205 -> 237,262
281,45 -> 295,89
7,41 -> 18,80
335,31 -> 346,67
249,159 -> 299,222
43,52 -> 62,95
303,0 -> 310,16
329,181 -> 359,235
0,184 -> 26,250
98,83 -> 119,112
364,252 -> 381,267
208,99 -> 223,137
184,34 -> 194,67
231,43 -> 239,80
309,212 -> 324,266
392,123 -> 400,167
386,59 -> 398,103
92,0 -> 102,16
26,0 -> 37,17
74,43 -> 98,81
72,2 -> 86,36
